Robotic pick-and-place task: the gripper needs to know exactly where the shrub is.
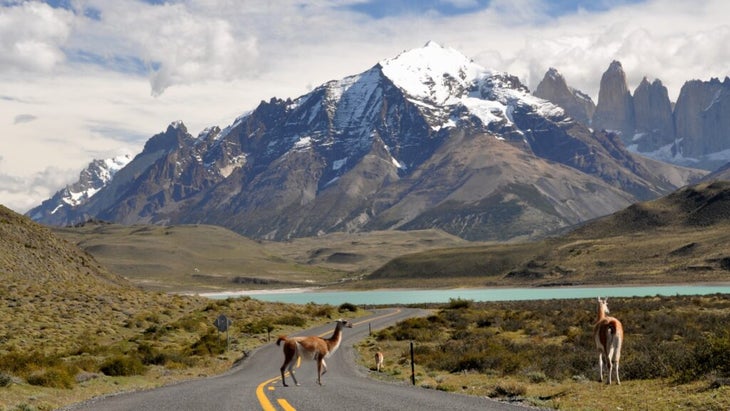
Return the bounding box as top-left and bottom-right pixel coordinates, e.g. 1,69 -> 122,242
26,366 -> 75,389
491,382 -> 526,398
306,303 -> 334,318
275,315 -> 307,327
447,298 -> 472,309
0,372 -> 12,387
338,302 -> 358,312
189,332 -> 226,356
100,355 -> 146,377
689,330 -> 730,380
174,315 -> 207,333
526,371 -> 548,383
137,342 -> 169,366
242,318 -> 275,334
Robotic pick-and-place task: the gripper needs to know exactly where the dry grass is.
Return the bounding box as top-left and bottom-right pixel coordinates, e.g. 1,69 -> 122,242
366,221 -> 730,288
357,295 -> 730,411
0,205 -> 370,410
0,296 -> 367,411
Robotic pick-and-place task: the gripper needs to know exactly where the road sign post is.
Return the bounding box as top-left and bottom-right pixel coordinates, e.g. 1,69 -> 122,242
214,314 -> 233,351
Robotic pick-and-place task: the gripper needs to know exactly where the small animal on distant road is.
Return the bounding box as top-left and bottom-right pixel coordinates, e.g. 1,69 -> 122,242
375,351 -> 384,372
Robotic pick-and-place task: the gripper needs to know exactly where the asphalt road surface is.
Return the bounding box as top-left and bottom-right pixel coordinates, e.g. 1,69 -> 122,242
61,308 -> 534,411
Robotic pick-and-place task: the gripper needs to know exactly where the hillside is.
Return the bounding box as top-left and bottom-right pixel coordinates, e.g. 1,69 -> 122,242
0,205 -> 204,353
52,221 -> 348,292
53,222 -> 473,292
364,181 -> 730,288
0,205 -> 353,410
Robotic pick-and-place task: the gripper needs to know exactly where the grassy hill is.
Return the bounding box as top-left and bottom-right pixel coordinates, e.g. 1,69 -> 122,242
52,221 -> 347,292
364,181 -> 730,288
0,205 -> 356,410
53,222 -> 472,292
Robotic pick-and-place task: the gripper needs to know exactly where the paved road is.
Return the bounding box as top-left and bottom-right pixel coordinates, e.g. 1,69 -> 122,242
61,308 -> 533,411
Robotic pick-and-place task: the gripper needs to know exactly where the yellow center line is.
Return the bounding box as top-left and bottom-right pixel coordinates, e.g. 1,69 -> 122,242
351,308 -> 401,329
277,399 -> 297,411
256,308 -> 403,410
256,375 -> 281,411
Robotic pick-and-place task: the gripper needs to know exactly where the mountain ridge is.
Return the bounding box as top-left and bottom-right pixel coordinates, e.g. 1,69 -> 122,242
535,64 -> 730,171
27,42 -> 705,241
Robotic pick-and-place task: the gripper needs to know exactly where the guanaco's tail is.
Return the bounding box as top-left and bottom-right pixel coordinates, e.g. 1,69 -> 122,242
276,336 -> 288,346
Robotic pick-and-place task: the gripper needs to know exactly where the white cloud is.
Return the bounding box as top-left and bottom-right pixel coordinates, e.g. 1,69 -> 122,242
66,1 -> 260,95
0,2 -> 73,72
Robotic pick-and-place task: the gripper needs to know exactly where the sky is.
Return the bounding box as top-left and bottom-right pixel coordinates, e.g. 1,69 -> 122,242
1,0 -> 729,214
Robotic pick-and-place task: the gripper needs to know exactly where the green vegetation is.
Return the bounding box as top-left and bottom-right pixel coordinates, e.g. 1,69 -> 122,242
358,294 -> 730,410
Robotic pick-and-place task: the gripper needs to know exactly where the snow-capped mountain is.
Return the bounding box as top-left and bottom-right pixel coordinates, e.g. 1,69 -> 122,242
28,154 -> 131,225
28,42 -> 705,240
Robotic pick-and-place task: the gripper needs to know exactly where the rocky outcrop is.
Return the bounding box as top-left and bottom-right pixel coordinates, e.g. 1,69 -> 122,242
631,77 -> 675,152
533,68 -> 595,125
537,61 -> 730,171
592,61 -> 635,141
674,78 -> 730,164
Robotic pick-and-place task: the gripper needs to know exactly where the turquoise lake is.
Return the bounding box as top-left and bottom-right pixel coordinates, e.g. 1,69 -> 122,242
203,285 -> 730,305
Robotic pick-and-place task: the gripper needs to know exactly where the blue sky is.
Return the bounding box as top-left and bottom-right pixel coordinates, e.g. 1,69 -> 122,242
346,0 -> 645,19
0,0 -> 728,213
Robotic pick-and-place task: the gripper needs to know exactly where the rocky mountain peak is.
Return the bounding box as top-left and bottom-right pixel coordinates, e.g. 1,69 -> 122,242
142,121 -> 194,154
631,76 -> 675,152
534,67 -> 595,125
606,60 -> 624,73
673,77 -> 730,166
592,60 -> 634,141
379,41 -> 485,105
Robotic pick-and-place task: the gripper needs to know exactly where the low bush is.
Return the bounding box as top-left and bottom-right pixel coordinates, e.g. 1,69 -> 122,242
242,318 -> 275,334
306,303 -> 334,318
100,355 -> 146,377
447,298 -> 472,309
189,331 -> 226,356
491,381 -> 527,398
26,366 -> 75,389
338,302 -> 358,312
275,314 -> 307,327
0,372 -> 12,387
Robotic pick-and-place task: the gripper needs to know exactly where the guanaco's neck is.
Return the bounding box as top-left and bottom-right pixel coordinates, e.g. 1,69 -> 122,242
326,323 -> 344,352
597,304 -> 607,322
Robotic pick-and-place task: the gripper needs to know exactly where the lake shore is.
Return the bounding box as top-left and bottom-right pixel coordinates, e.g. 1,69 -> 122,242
192,283 -> 730,305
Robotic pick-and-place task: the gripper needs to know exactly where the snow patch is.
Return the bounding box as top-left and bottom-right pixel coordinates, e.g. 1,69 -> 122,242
219,154 -> 247,178
380,41 -> 487,105
293,136 -> 313,150
332,158 -> 348,171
